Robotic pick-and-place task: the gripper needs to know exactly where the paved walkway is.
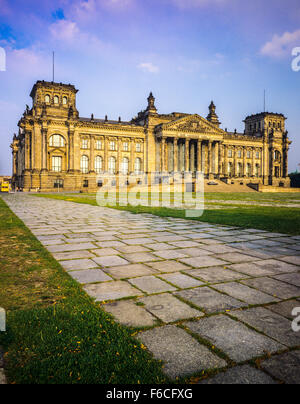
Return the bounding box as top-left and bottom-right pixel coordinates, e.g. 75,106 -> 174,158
2,194 -> 300,383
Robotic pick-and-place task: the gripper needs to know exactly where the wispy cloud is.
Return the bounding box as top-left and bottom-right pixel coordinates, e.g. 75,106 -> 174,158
0,0 -> 11,15
260,29 -> 300,58
137,62 -> 159,73
169,0 -> 229,9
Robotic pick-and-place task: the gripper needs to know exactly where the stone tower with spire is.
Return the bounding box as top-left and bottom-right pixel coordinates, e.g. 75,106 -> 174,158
206,101 -> 221,127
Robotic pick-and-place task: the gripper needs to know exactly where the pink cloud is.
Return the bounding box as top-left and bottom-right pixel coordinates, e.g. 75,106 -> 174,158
261,29 -> 300,58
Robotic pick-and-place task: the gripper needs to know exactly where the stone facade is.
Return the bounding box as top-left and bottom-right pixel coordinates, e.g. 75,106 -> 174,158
11,80 -> 291,192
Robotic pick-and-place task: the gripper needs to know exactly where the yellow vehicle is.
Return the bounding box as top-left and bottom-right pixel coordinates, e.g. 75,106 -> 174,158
0,181 -> 10,193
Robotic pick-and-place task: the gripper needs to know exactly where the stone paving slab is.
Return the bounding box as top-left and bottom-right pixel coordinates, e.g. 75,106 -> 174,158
213,282 -> 279,305
158,273 -> 204,289
176,247 -> 213,257
91,248 -> 120,257
102,300 -> 158,328
47,242 -> 96,253
184,267 -> 250,283
199,365 -> 276,384
214,253 -> 259,264
139,293 -> 204,323
104,264 -> 157,279
175,287 -> 247,314
261,351 -> 300,384
273,273 -> 300,288
179,256 -> 229,268
185,315 -> 284,362
69,269 -> 112,284
122,252 -> 161,263
267,300 -> 300,320
92,255 -> 130,267
128,276 -> 177,294
83,281 -> 141,301
280,255 -> 300,265
59,258 -> 99,271
138,325 -> 227,379
148,260 -> 191,273
53,250 -> 96,260
241,277 -> 300,300
232,307 -> 300,347
229,262 -> 283,277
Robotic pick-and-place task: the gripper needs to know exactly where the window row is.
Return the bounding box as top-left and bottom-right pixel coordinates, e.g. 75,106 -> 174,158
227,149 -> 260,159
80,156 -> 143,175
45,95 -> 68,105
227,162 -> 261,177
49,135 -> 143,154
81,139 -> 142,152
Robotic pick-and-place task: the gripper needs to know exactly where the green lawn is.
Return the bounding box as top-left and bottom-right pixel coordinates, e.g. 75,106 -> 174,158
0,197 -> 167,384
34,192 -> 300,235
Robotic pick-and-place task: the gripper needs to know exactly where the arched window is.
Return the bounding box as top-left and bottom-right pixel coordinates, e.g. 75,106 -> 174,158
274,151 -> 281,161
121,157 -> 129,175
134,158 -> 142,174
54,95 -> 59,104
95,156 -> 103,174
49,135 -> 65,147
62,96 -> 68,105
45,94 -> 50,103
108,156 -> 116,174
81,155 -> 89,174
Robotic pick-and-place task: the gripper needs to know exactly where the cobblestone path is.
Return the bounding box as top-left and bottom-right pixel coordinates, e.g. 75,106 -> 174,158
2,194 -> 300,383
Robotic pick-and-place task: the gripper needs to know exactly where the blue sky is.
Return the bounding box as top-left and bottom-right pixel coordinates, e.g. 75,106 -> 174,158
0,0 -> 300,174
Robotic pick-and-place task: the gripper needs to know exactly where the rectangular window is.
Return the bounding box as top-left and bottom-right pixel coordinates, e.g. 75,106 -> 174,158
228,150 -> 232,158
83,180 -> 89,188
247,151 -> 251,158
237,150 -> 242,158
82,139 -> 88,149
123,142 -> 129,151
52,156 -> 62,172
136,143 -> 142,152
96,140 -> 102,150
54,179 -> 63,189
256,152 -> 260,159
110,141 -> 116,151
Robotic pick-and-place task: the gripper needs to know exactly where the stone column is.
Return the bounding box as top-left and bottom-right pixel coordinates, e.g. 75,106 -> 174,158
161,137 -> 166,172
218,142 -> 223,177
185,138 -> 189,172
214,141 -> 219,176
197,140 -> 202,173
130,138 -> 135,173
90,135 -> 95,173
68,130 -> 75,172
208,140 -> 213,178
233,146 -> 237,178
25,131 -> 31,171
283,146 -> 289,178
269,146 -> 274,183
223,144 -> 228,176
243,147 -> 247,177
41,128 -> 48,172
174,138 -> 178,172
104,137 -> 108,172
